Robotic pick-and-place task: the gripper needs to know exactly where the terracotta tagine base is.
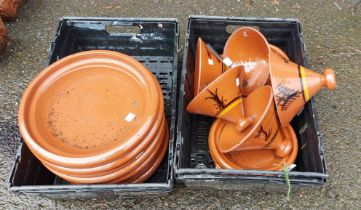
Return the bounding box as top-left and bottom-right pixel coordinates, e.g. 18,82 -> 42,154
209,122 -> 298,171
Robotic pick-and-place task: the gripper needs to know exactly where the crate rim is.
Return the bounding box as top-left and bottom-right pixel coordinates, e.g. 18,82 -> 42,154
60,16 -> 179,22
188,15 -> 301,24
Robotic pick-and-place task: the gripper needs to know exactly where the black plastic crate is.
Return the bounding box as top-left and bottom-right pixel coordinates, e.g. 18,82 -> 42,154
8,17 -> 179,199
174,16 -> 327,189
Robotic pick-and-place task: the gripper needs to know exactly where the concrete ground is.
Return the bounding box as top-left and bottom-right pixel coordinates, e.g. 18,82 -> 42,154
0,0 -> 360,209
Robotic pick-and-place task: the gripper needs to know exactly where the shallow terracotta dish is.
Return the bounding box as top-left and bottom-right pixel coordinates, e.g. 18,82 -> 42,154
270,49 -> 336,127
187,66 -> 253,131
0,17 -> 6,54
40,115 -> 166,178
217,86 -> 292,158
0,0 -> 23,21
18,50 -> 163,168
193,38 -> 228,96
223,27 -> 270,96
37,74 -> 165,175
209,121 -> 298,171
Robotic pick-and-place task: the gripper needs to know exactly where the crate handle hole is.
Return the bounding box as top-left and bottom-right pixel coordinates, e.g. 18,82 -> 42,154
226,25 -> 260,34
106,25 -> 141,35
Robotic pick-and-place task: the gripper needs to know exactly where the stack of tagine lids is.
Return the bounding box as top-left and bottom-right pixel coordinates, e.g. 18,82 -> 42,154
18,50 -> 168,184
187,27 -> 336,171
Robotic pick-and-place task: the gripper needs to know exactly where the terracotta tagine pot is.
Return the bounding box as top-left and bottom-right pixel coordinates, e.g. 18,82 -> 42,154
193,38 -> 228,96
0,0 -> 24,21
18,50 -> 164,169
0,17 -> 6,55
269,49 -> 336,127
209,121 -> 298,171
187,65 -> 254,132
223,27 -> 271,96
217,86 -> 293,158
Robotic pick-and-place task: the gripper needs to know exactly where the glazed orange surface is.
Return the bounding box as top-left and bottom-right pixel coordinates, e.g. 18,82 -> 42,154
31,66 -> 150,154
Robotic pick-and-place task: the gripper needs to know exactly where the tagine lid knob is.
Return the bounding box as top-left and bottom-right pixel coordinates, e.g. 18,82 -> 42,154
322,68 -> 336,90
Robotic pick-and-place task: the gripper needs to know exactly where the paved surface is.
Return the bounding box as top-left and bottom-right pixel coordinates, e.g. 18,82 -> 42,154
0,0 -> 360,209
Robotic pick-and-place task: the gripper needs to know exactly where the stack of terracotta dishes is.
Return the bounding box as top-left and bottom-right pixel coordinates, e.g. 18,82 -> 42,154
18,50 -> 169,184
187,27 -> 336,171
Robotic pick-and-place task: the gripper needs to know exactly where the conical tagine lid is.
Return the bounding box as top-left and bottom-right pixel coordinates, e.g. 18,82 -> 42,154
194,38 -> 228,96
270,52 -> 336,127
187,66 -> 253,131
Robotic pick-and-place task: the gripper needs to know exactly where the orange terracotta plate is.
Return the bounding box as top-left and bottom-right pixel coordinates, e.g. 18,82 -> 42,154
38,75 -> 165,174
209,121 -> 298,171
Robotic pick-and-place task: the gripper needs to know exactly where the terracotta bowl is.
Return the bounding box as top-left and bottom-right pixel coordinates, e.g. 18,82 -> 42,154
18,50 -> 163,168
40,117 -> 168,184
209,122 -> 298,171
40,114 -> 166,178
223,27 -> 271,96
217,86 -> 293,158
